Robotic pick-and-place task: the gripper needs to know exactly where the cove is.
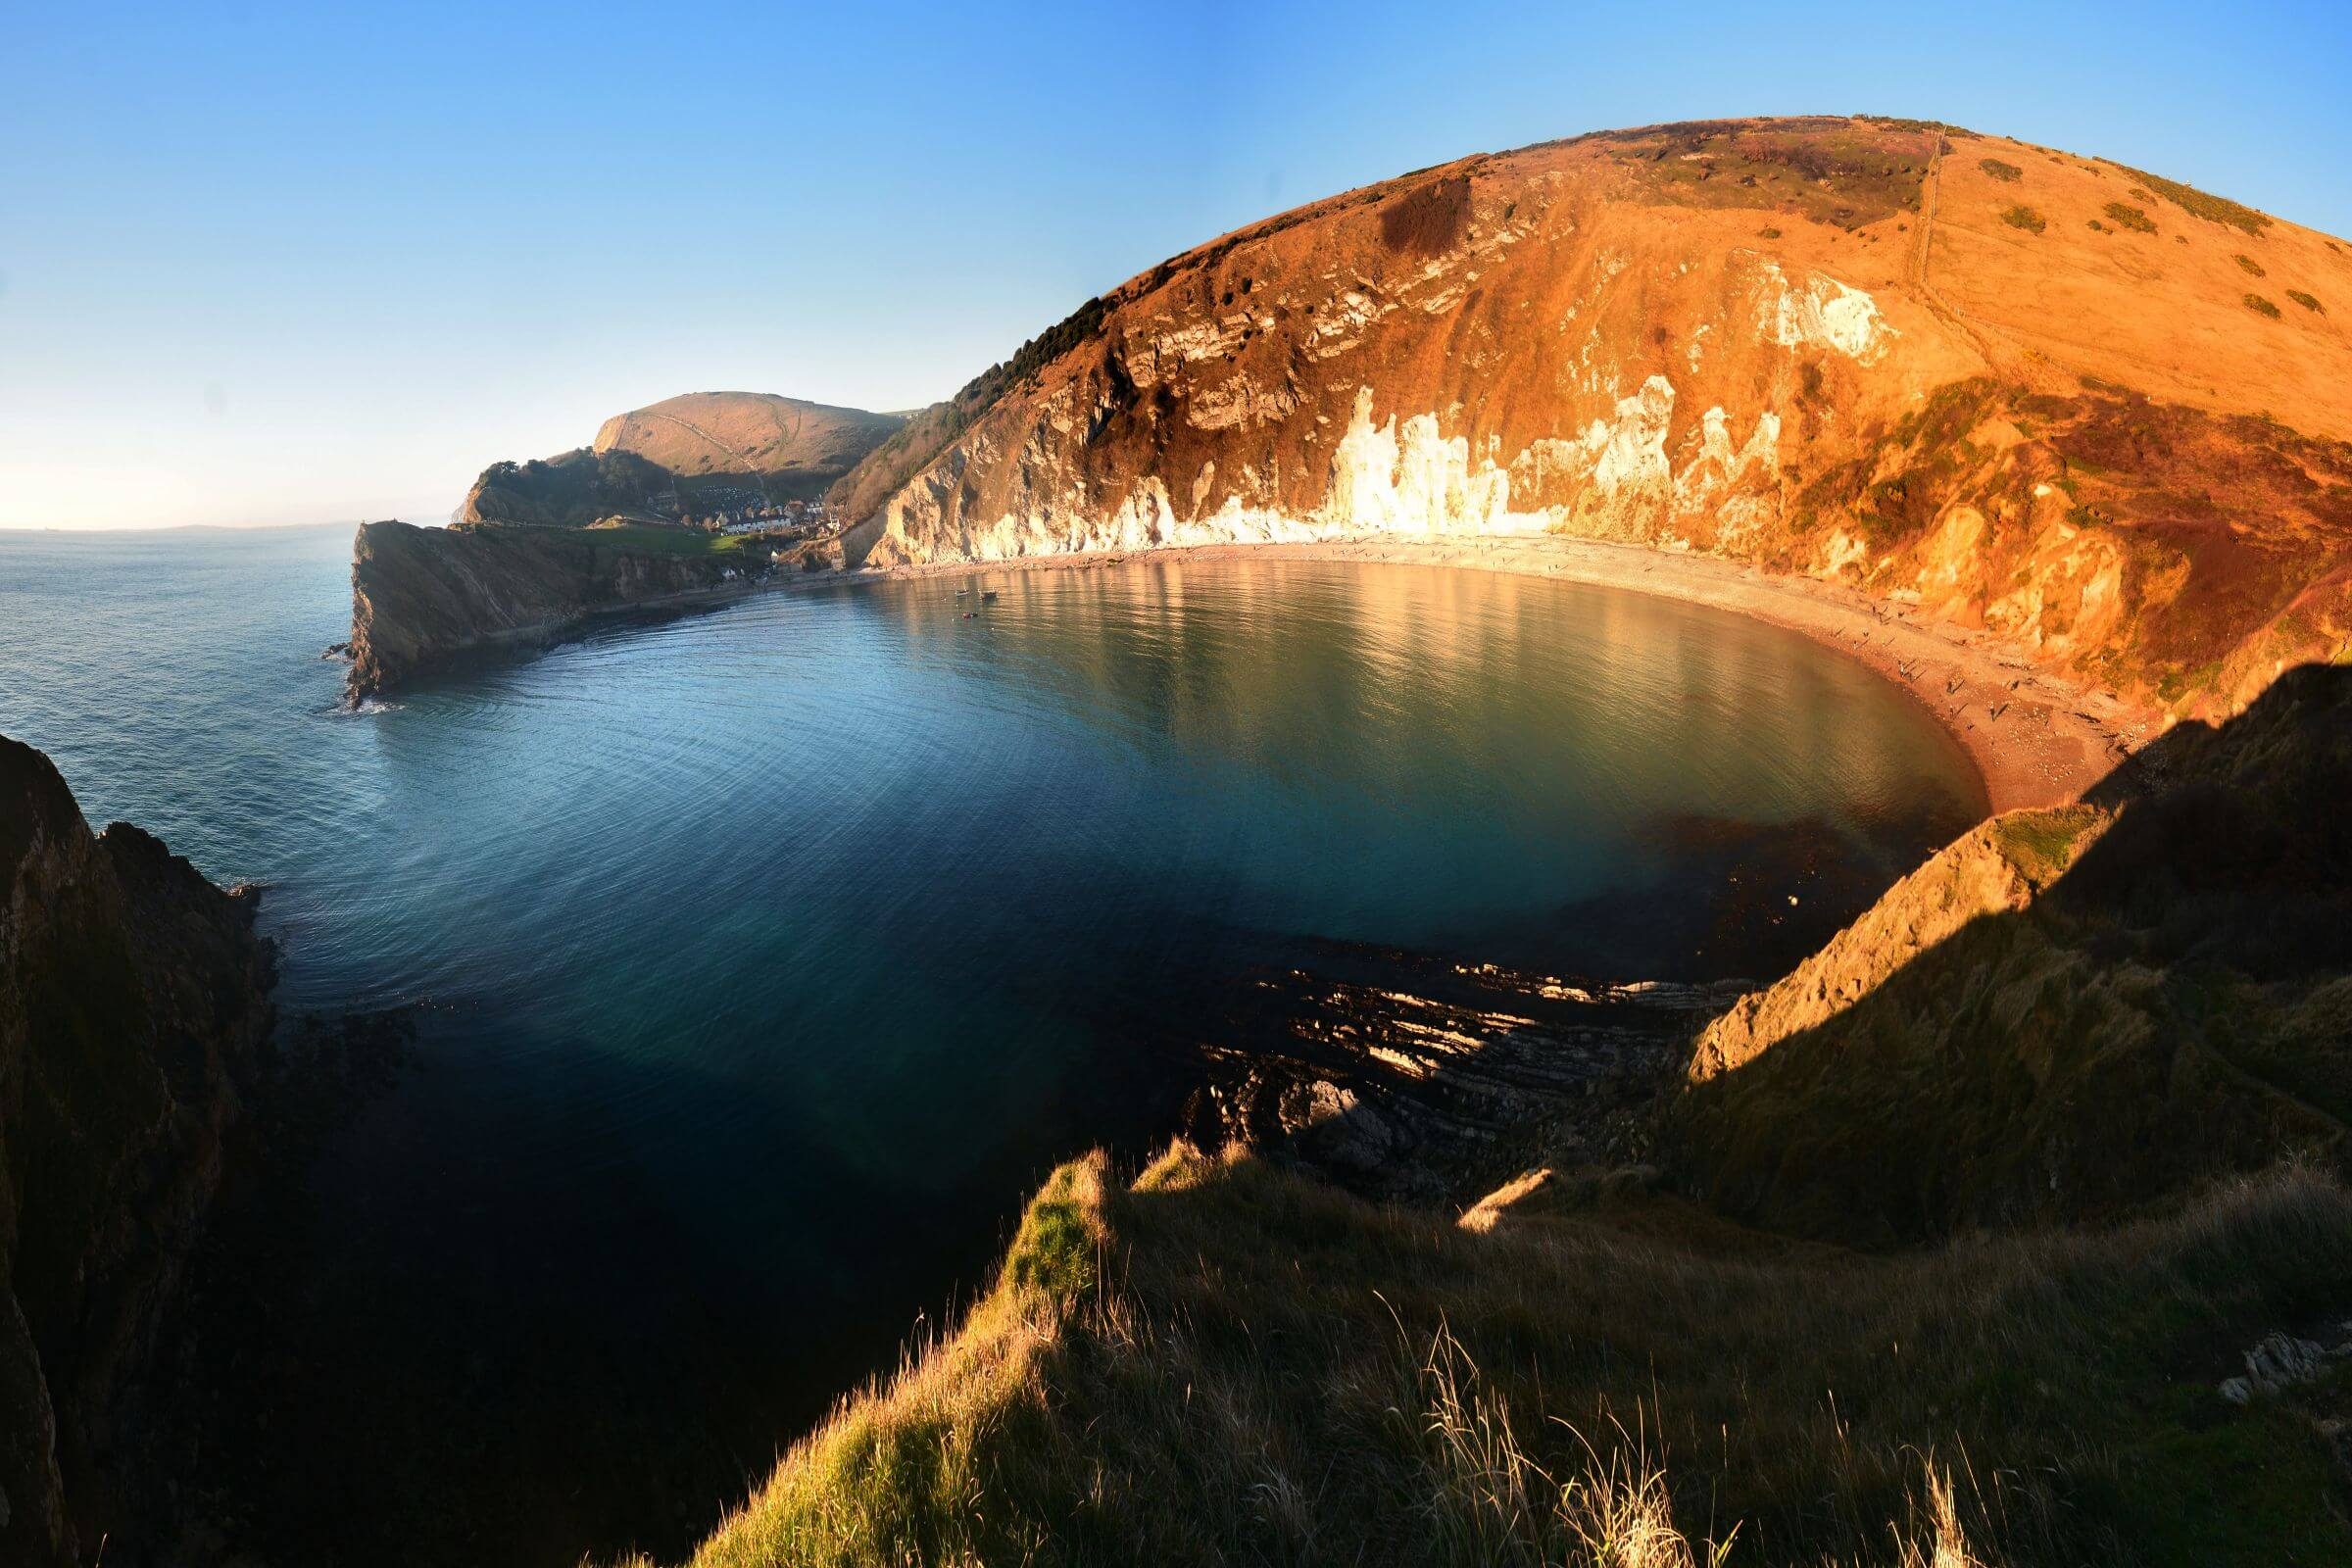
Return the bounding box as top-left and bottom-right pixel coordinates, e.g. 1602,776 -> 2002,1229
0,526 -> 1984,1564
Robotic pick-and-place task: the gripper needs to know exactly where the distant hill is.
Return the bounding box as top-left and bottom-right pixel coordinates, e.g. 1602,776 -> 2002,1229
591,391 -> 905,484
458,391 -> 904,525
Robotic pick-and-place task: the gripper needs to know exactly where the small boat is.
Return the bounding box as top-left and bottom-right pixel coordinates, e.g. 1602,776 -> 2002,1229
956,588 -> 968,597
982,590 -> 1000,602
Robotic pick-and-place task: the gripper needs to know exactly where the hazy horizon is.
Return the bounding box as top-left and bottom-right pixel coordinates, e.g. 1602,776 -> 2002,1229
7,0 -> 2349,531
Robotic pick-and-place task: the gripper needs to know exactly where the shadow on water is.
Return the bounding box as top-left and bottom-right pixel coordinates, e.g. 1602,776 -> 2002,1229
1548,787 -> 1982,983
144,997 -> 1194,1567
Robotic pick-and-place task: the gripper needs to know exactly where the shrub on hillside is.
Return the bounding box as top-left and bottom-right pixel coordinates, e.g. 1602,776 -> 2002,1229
2116,164 -> 2273,234
1980,158 -> 2023,182
2104,202 -> 2157,233
2245,293 -> 2283,318
2001,204 -> 2046,233
2287,289 -> 2326,315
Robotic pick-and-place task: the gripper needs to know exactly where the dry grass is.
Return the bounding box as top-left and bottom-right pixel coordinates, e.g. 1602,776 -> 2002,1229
1413,1323 -> 1734,1568
651,1146 -> 2352,1567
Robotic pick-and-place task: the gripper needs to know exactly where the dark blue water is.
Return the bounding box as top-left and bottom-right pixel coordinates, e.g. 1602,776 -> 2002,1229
0,522 -> 1983,1562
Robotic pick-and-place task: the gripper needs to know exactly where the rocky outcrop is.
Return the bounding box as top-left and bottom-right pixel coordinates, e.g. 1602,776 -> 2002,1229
345,519 -> 760,700
0,736 -> 275,1566
1178,948 -> 1743,1205
831,116 -> 2352,725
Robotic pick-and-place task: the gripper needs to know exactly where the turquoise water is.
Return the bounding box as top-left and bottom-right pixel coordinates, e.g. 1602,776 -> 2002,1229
0,522 -> 1982,1561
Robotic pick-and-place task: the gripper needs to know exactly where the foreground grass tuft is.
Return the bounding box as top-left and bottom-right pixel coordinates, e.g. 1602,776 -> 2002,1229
656,1147 -> 2352,1566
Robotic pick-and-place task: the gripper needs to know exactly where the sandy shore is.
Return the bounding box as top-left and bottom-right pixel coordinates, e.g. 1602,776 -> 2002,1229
865,534 -> 2159,813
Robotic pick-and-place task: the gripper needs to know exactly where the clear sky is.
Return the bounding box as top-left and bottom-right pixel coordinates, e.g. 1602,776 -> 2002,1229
4,0 -> 2347,529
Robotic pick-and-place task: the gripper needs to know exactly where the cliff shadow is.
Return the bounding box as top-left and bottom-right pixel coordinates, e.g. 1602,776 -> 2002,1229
1669,661 -> 2352,1246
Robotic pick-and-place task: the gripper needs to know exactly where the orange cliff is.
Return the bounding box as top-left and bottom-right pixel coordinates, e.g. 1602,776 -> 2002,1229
828,117 -> 2352,738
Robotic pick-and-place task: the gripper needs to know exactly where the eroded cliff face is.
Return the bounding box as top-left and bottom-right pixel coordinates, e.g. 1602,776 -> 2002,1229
0,736 -> 275,1566
839,117 -> 2352,722
346,520 -> 752,700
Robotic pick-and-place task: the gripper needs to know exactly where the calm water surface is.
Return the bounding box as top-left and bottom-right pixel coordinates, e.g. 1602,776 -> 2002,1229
0,523 -> 1982,1561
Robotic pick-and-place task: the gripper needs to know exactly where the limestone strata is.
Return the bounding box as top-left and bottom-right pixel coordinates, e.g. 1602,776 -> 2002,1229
346,520 -> 755,700
0,736 -> 275,1566
835,117 -> 2352,726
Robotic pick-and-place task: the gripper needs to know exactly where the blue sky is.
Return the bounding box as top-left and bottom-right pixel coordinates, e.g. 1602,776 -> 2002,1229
3,0 -> 2347,528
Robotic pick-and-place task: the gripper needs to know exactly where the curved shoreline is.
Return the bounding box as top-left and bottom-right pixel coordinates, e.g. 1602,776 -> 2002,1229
857,534 -> 2156,813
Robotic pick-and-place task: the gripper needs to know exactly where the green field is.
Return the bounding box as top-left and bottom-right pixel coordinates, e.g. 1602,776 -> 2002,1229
575,522 -> 780,556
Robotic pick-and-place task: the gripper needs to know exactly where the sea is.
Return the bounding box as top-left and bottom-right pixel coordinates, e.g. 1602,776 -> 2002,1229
0,521 -> 1984,1563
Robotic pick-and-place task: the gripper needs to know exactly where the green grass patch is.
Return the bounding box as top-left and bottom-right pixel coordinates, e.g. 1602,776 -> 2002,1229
561,522 -> 775,557
1980,157 -> 2023,183
2245,293 -> 2283,318
1003,1164 -> 1102,1299
2105,201 -> 2157,233
1992,807 -> 2103,882
2001,204 -> 2046,233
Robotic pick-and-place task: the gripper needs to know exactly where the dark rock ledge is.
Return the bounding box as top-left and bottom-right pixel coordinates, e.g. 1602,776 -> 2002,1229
0,735 -> 275,1566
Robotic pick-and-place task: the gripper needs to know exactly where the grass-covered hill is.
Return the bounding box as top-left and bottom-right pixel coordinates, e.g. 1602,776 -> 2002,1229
642,666 -> 2352,1568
